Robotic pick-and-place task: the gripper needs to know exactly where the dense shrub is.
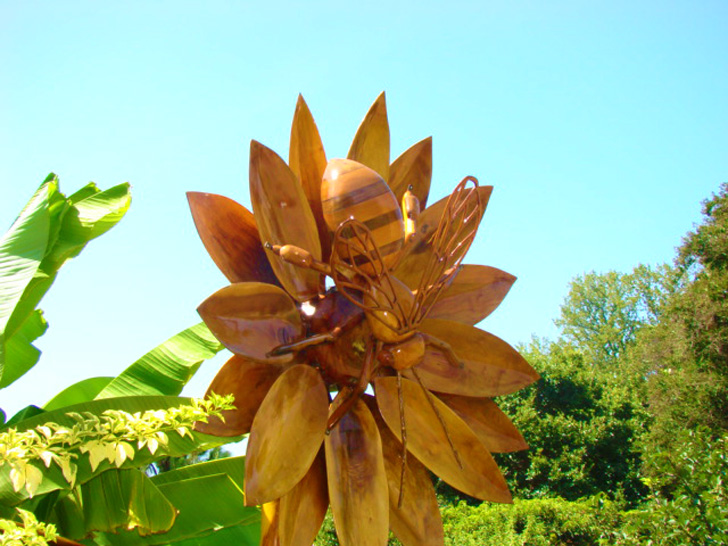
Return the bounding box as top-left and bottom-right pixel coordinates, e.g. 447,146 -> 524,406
441,495 -> 624,546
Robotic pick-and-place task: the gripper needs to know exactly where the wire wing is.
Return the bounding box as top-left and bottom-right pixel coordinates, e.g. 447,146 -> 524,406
330,219 -> 410,335
408,176 -> 485,326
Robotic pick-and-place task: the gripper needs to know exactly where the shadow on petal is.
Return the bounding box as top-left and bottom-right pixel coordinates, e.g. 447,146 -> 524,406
250,140 -> 322,302
364,395 -> 444,546
279,450 -> 329,546
245,365 -> 328,506
325,398 -> 389,546
374,376 -> 512,503
436,393 -> 528,453
197,282 -> 304,363
260,501 -> 281,546
426,265 -> 516,325
194,355 -> 283,437
187,192 -> 280,286
407,319 -> 540,397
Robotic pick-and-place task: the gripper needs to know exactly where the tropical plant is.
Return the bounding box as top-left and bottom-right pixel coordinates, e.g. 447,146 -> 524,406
0,174 -> 130,397
0,176 -> 258,545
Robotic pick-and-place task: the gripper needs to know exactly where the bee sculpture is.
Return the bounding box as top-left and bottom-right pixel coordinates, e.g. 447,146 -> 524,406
265,158 -> 483,458
192,95 -> 536,546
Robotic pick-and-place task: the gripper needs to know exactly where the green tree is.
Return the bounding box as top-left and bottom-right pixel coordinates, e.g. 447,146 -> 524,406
629,183 -> 728,457
496,339 -> 646,505
556,264 -> 680,365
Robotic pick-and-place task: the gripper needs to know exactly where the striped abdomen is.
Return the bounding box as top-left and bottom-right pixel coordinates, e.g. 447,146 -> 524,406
321,159 -> 404,271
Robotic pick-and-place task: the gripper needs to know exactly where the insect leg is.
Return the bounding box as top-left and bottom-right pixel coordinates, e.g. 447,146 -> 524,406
266,329 -> 340,357
410,366 -> 464,470
267,298 -> 365,357
265,242 -> 332,276
421,333 -> 465,368
326,339 -> 381,432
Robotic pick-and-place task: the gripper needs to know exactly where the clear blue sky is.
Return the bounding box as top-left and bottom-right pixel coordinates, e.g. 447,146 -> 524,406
1,0 -> 726,417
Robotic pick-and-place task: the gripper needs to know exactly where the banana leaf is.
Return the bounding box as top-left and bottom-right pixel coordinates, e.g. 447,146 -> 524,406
0,180 -> 52,386
97,458 -> 259,545
95,323 -> 224,399
51,469 -> 177,540
0,176 -> 131,389
44,377 -> 114,411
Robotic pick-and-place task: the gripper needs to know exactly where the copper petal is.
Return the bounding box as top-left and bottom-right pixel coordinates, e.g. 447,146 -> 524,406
394,186 -> 493,289
187,192 -> 279,286
347,92 -> 390,181
364,396 -> 444,546
436,393 -> 527,453
194,355 -> 282,437
260,501 -> 281,546
197,282 -> 303,363
374,376 -> 512,503
289,95 -> 330,262
250,140 -> 322,302
245,365 -> 328,506
406,319 -> 539,397
426,265 -> 516,325
325,398 -> 389,546
279,450 -> 328,546
388,137 -> 432,209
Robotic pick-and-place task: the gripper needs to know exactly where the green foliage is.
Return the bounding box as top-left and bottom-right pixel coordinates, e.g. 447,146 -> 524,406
0,178 -> 250,545
619,430 -> 728,545
0,174 -> 131,389
495,339 -> 646,505
629,184 -> 728,455
440,495 -> 623,546
556,264 -> 680,364
44,322 -> 225,410
0,395 -> 235,504
0,508 -> 59,546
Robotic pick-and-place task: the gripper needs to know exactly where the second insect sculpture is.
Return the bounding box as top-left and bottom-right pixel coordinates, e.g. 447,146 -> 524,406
189,93 -> 539,546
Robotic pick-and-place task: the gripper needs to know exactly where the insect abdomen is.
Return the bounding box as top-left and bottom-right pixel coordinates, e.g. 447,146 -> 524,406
321,159 -> 404,269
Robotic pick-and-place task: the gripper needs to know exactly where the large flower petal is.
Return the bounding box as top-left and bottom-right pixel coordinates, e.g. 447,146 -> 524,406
388,136 -> 432,209
245,365 -> 328,506
250,140 -> 322,302
374,376 -> 512,503
394,186 -> 493,289
436,393 -> 527,453
364,396 -> 444,546
197,282 -> 304,362
404,319 -> 539,397
347,92 -> 390,181
325,397 -> 389,546
194,355 -> 282,436
279,450 -> 328,546
289,95 -> 330,261
187,192 -> 280,285
426,265 -> 516,325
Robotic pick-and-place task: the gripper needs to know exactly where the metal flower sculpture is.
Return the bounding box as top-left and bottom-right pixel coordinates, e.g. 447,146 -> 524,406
188,93 -> 539,546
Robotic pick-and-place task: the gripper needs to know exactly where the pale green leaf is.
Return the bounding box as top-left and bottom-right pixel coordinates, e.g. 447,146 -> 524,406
0,181 -> 52,383
96,322 -> 224,398
43,376 -> 114,410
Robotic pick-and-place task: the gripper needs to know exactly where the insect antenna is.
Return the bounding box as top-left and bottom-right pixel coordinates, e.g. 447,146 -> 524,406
410,366 -> 464,470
